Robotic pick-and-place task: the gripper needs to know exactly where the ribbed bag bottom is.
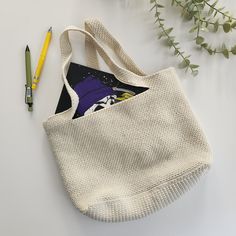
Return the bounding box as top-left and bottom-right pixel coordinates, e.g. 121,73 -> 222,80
71,163 -> 210,222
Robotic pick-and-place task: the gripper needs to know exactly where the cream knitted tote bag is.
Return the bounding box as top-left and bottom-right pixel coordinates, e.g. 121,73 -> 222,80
43,19 -> 212,222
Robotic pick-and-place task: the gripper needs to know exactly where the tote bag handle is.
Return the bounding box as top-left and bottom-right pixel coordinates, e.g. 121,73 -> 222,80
84,19 -> 145,76
60,20 -> 148,119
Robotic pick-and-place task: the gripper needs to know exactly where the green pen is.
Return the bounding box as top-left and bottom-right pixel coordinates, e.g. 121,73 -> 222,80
25,45 -> 33,111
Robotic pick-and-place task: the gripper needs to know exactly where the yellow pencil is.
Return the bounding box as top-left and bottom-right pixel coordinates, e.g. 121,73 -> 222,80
32,27 -> 52,90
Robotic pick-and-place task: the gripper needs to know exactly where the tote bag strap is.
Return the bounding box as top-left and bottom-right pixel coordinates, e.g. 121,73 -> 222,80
60,22 -> 148,119
84,19 -> 145,76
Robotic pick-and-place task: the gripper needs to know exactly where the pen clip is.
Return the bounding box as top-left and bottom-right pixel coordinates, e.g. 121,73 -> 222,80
25,85 -> 33,104
25,84 -> 28,104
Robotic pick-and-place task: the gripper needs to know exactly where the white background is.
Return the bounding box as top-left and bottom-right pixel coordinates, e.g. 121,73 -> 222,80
0,0 -> 236,235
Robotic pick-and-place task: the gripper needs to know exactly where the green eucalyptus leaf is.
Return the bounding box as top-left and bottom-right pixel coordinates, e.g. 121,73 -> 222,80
222,49 -> 229,58
190,64 -> 199,69
214,20 -> 219,32
192,70 -> 199,77
231,46 -> 236,55
195,36 -> 204,45
158,32 -> 165,39
165,27 -> 173,34
212,0 -> 219,8
218,6 -> 225,12
174,49 -> 178,55
231,21 -> 236,28
182,12 -> 192,21
223,22 -> 231,33
201,26 -> 209,32
201,43 -> 208,48
224,11 -> 230,17
165,38 -> 174,47
207,0 -> 218,16
189,25 -> 198,33
179,59 -> 190,68
207,48 -> 213,55
208,8 -> 214,16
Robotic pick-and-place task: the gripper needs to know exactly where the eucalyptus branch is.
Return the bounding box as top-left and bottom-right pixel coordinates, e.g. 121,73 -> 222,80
173,0 -> 219,27
172,0 -> 236,33
149,0 -> 236,75
175,0 -> 236,58
198,40 -> 236,58
192,2 -> 201,36
203,0 -> 236,21
150,0 -> 199,76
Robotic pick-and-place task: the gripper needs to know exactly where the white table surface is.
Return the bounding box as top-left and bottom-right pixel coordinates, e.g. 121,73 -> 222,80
1,0 -> 236,235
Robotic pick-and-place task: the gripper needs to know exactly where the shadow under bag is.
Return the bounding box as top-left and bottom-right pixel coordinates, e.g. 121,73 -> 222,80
43,19 -> 212,222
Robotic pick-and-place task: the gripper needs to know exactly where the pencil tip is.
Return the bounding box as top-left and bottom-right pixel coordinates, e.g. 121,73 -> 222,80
26,45 -> 30,51
48,26 -> 52,32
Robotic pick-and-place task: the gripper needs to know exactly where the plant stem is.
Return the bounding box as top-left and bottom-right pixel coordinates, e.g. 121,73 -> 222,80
193,2 -> 201,36
204,0 -> 236,21
215,50 -> 232,53
153,0 -> 195,73
173,0 -> 222,27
